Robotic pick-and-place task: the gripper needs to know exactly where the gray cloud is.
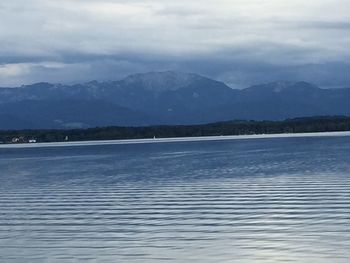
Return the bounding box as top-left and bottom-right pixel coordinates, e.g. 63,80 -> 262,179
1,0 -> 350,87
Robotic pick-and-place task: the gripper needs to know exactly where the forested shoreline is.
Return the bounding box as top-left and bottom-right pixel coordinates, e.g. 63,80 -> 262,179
1,116 -> 350,144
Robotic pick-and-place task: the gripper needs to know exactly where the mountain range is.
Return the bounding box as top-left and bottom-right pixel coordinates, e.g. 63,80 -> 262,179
1,71 -> 350,130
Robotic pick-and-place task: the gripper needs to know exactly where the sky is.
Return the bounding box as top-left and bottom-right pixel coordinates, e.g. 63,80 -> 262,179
1,0 -> 350,88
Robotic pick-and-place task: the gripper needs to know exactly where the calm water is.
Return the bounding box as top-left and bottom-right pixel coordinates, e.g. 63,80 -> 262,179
1,136 -> 350,263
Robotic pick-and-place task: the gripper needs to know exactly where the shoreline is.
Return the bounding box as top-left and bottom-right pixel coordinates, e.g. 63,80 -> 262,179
1,131 -> 350,149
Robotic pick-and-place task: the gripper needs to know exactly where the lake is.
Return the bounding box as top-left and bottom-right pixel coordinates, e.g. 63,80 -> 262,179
1,135 -> 350,262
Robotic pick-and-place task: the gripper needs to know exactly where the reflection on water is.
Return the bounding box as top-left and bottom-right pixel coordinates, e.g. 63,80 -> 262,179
1,136 -> 350,262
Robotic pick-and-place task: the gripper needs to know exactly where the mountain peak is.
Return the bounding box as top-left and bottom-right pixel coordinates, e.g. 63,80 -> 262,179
120,71 -> 204,91
22,82 -> 54,89
246,81 -> 319,93
2,73 -> 350,129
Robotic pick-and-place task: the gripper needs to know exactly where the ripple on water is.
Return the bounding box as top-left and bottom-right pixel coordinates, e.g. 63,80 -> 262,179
1,137 -> 350,262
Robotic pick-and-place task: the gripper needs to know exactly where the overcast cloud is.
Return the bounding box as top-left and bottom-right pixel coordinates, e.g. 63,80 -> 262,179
1,0 -> 350,87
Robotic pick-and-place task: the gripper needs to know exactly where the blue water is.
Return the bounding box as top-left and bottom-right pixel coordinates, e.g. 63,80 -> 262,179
1,136 -> 350,262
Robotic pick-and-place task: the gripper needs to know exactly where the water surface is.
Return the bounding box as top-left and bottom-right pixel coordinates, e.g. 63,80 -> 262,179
1,136 -> 350,262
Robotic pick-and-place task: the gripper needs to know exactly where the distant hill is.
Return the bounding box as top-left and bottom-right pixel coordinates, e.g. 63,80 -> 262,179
1,71 -> 350,129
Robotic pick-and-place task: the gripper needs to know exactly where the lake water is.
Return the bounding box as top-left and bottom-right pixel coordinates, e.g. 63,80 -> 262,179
1,135 -> 350,263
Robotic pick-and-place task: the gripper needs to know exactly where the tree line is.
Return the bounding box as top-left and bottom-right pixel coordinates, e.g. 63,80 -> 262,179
1,116 -> 350,144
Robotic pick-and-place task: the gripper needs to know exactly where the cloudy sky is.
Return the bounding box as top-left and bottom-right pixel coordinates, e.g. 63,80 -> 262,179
1,0 -> 350,88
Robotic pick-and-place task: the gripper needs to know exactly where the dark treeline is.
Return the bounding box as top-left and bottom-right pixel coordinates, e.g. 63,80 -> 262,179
1,116 -> 350,144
